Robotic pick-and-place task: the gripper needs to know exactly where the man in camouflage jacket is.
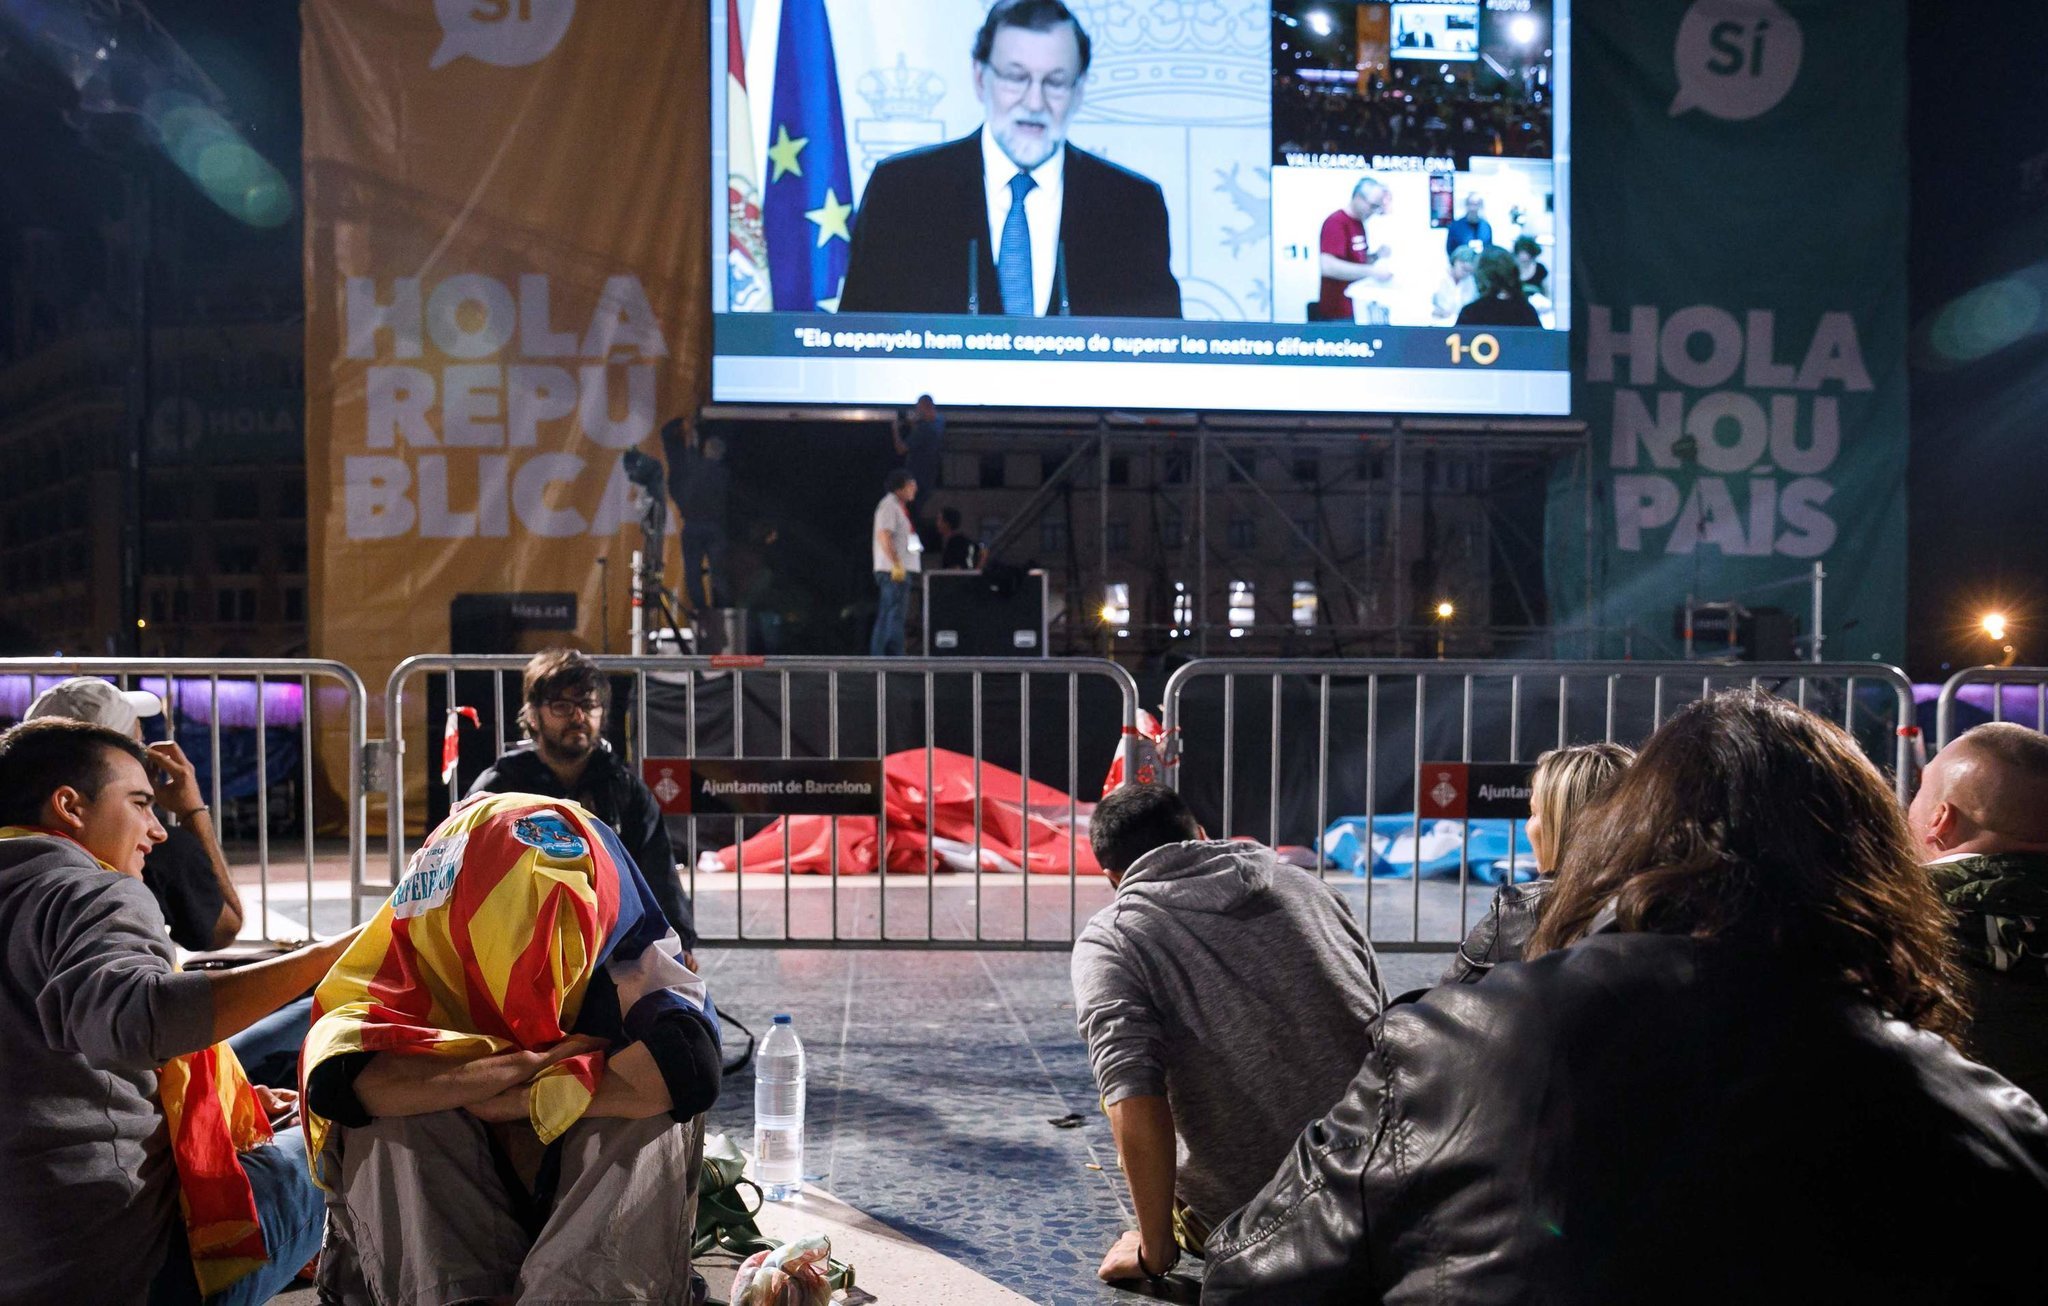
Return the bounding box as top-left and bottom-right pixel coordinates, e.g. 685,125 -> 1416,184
1911,723 -> 2048,1100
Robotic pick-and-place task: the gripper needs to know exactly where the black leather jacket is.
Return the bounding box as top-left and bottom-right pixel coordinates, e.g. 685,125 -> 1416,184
1439,877 -> 1551,985
1203,930 -> 2048,1304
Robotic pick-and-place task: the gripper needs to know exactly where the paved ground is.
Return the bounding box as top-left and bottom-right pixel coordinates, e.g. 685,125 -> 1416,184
694,946 -> 1447,1305
237,850 -> 1461,1304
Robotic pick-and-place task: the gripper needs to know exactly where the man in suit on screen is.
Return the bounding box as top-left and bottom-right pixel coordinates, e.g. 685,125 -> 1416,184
837,0 -> 1182,319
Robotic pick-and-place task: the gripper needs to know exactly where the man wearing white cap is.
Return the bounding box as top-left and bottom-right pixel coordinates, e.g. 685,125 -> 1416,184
26,678 -> 244,952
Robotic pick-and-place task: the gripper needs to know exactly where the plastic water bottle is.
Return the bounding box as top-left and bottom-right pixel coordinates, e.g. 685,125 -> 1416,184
754,1014 -> 806,1201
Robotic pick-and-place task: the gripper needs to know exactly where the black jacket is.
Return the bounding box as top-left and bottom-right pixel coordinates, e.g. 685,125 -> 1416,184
1439,877 -> 1550,984
1203,930 -> 2048,1304
467,741 -> 697,949
837,134 -> 1181,319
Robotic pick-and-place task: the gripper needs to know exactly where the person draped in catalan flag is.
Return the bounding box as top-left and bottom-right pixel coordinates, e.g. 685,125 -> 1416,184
0,717 -> 352,1305
302,789 -> 721,1304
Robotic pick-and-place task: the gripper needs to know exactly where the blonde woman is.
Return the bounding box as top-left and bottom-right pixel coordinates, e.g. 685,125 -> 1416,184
1440,741 -> 1633,984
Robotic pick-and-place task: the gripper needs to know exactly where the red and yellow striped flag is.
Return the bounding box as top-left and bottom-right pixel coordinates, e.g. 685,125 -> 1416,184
301,792 -> 705,1180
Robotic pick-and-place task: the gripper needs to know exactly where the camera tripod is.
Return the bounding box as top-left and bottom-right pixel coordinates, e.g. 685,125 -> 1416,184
630,482 -> 693,656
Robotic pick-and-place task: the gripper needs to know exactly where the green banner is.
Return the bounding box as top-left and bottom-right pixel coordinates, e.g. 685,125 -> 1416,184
1548,0 -> 1906,663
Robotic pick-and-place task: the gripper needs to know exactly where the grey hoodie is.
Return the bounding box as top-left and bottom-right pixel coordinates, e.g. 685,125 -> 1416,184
0,834 -> 216,1304
1072,839 -> 1384,1230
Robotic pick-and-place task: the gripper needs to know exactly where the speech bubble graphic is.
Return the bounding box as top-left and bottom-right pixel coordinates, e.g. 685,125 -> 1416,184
1670,0 -> 1803,121
431,0 -> 576,71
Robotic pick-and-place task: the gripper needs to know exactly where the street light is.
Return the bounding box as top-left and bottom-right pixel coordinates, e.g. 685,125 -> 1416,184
1433,599 -> 1455,658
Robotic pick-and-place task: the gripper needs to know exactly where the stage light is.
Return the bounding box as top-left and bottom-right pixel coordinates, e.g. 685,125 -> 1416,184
1306,10 -> 1334,37
1510,16 -> 1540,43
1435,600 -> 1456,620
1982,612 -> 2009,642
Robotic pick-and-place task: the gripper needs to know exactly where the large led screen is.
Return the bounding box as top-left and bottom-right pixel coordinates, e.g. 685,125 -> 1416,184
710,0 -> 1569,415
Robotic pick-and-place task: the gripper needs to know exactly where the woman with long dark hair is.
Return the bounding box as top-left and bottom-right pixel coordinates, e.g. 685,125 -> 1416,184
1203,691 -> 2048,1304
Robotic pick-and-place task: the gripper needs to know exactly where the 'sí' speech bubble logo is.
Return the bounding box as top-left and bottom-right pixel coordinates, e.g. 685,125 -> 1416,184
1670,0 -> 1803,121
431,0 -> 576,71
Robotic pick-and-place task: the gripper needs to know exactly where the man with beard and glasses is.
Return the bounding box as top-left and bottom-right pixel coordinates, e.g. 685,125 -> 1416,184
468,649 -> 699,963
837,0 -> 1181,318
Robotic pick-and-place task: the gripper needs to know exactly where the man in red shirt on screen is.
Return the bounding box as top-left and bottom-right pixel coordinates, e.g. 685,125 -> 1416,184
1314,176 -> 1392,321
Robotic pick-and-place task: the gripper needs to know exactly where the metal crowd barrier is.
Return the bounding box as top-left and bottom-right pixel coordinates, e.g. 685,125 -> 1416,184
383,654 -> 1140,949
1161,659 -> 1917,951
1935,666 -> 2048,748
0,657 -> 370,942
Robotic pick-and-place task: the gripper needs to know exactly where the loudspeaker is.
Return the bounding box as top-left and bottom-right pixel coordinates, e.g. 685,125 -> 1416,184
430,592 -> 584,823
923,568 -> 1047,656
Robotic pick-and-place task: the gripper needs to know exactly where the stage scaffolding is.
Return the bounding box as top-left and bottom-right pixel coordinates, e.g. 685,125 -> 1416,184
706,406 -> 1596,660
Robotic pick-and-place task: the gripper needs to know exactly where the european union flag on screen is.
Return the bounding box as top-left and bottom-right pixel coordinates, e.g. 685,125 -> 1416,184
763,0 -> 854,312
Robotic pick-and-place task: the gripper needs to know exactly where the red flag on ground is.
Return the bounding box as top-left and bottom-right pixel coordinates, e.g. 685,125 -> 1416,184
707,748 -> 1104,877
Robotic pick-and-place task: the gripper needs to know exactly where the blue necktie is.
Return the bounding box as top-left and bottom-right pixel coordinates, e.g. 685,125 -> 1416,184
998,171 -> 1036,316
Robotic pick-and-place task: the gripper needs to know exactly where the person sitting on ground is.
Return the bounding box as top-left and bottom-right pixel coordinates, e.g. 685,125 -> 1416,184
303,790 -> 721,1304
1441,741 -> 1632,984
26,676 -> 244,951
0,718 -> 354,1305
1909,721 -> 2048,1101
1203,691 -> 2048,1303
1073,783 -> 1385,1286
24,677 -> 312,1089
469,647 -> 699,964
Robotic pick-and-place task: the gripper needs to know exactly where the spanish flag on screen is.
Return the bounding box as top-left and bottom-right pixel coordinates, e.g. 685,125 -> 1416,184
300,792 -> 712,1182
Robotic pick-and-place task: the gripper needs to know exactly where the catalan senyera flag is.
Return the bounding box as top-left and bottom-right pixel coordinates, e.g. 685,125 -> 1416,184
0,826 -> 274,1297
300,793 -> 712,1183
160,1044 -> 273,1295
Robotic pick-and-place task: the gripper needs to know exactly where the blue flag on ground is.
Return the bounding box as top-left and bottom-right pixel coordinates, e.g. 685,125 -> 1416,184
763,0 -> 854,312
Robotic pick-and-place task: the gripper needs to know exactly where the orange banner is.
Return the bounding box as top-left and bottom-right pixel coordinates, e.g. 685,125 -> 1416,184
302,0 -> 707,824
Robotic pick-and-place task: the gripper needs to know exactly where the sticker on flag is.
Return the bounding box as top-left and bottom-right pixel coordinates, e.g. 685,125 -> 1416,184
511,812 -> 590,860
393,832 -> 467,918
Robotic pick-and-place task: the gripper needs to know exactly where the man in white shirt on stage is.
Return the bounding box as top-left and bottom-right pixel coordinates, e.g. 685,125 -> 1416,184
870,468 -> 922,656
